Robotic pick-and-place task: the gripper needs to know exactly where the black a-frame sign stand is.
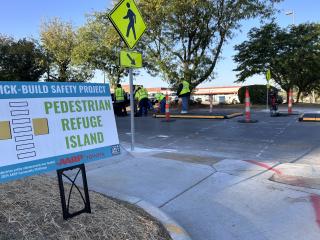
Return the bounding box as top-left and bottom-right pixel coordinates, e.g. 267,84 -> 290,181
57,164 -> 91,220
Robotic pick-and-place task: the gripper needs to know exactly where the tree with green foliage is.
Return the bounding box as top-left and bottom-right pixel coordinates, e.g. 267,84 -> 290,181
0,36 -> 46,81
234,22 -> 320,102
40,18 -> 93,82
72,13 -> 128,87
285,24 -> 320,101
139,0 -> 281,89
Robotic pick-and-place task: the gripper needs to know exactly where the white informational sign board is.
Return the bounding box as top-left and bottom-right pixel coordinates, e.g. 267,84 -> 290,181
0,82 -> 120,182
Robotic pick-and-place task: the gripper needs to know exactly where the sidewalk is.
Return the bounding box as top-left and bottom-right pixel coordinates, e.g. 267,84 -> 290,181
84,146 -> 320,240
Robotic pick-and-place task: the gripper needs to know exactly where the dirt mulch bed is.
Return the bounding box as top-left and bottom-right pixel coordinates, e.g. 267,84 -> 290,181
0,175 -> 171,240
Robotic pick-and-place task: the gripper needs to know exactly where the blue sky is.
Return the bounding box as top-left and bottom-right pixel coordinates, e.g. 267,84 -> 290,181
0,0 -> 319,87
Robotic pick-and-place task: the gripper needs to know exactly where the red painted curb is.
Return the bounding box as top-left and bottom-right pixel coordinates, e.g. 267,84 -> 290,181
244,160 -> 282,175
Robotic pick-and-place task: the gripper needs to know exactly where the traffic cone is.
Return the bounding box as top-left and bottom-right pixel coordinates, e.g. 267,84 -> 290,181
288,89 -> 293,114
238,87 -> 258,123
162,92 -> 175,122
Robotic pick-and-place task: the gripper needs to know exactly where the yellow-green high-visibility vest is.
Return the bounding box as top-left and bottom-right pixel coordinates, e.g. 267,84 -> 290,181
115,87 -> 125,101
140,88 -> 148,100
136,88 -> 148,101
179,81 -> 190,96
155,93 -> 165,102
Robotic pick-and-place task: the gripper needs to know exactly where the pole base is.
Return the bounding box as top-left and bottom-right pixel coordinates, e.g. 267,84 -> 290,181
238,119 -> 258,123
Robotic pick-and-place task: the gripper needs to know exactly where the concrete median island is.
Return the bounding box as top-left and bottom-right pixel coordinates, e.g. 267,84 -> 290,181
154,111 -> 243,119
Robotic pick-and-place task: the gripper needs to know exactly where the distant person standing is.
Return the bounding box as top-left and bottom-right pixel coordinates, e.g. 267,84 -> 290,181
134,86 -> 149,116
115,84 -> 127,116
269,89 -> 279,116
123,2 -> 136,40
177,80 -> 191,114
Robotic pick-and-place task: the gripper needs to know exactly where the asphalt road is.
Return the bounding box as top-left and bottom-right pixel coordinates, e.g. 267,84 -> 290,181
116,109 -> 320,164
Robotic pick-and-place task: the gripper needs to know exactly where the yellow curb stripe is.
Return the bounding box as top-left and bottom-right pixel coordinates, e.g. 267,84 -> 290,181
302,118 -> 318,121
165,224 -> 185,234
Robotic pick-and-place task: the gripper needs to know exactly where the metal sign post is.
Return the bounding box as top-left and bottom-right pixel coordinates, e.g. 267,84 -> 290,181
119,50 -> 143,151
129,68 -> 135,151
266,69 -> 271,111
266,85 -> 269,111
108,0 -> 147,152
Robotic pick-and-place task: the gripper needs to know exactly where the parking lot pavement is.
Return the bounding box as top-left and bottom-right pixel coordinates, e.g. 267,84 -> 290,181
116,110 -> 320,163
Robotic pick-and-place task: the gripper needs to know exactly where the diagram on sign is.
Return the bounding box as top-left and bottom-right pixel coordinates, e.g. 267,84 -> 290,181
108,0 -> 146,49
127,53 -> 136,65
120,50 -> 142,68
0,100 -> 50,161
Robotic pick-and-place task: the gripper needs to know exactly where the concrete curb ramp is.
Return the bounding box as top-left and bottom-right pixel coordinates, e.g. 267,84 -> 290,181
299,113 -> 320,122
270,163 -> 320,190
153,112 -> 243,119
89,186 -> 192,240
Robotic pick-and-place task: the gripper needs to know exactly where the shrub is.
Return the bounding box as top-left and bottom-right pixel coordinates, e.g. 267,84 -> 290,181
238,85 -> 278,104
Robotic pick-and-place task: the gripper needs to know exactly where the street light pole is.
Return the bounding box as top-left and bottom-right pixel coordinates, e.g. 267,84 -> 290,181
285,10 -> 296,108
285,10 -> 295,25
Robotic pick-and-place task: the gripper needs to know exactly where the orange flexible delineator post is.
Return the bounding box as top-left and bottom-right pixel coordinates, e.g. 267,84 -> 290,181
245,87 -> 251,122
238,87 -> 258,123
162,92 -> 175,122
165,93 -> 170,121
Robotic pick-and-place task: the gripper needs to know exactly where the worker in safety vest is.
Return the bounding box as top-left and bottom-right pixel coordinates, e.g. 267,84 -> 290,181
114,84 -> 127,116
177,80 -> 191,114
134,86 -> 149,116
155,92 -> 166,113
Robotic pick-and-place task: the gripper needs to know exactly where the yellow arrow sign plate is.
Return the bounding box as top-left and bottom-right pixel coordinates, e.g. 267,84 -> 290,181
120,50 -> 142,68
109,0 -> 147,49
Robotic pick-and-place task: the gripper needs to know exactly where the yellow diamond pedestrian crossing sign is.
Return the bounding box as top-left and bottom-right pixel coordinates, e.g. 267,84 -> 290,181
120,50 -> 142,68
108,0 -> 147,49
266,69 -> 271,81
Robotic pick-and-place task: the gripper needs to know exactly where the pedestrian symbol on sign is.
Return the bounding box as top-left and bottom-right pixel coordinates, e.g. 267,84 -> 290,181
124,3 -> 137,40
108,0 -> 147,49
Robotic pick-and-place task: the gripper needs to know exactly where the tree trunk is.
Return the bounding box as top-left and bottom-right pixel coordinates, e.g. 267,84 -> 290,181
296,90 -> 301,103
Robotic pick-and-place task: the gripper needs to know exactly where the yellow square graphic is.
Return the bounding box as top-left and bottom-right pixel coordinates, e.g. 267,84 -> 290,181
33,118 -> 49,136
0,121 -> 12,140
